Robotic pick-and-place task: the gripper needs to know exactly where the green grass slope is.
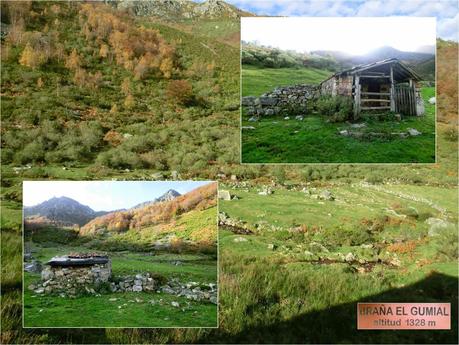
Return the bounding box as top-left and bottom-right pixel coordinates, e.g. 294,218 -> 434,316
242,65 -> 332,97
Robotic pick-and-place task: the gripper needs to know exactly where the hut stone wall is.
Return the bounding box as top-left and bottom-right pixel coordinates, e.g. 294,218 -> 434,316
242,84 -> 318,117
320,75 -> 353,97
36,262 -> 112,295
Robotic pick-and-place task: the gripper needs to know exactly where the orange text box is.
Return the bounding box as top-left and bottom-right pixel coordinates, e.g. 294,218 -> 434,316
357,303 -> 451,330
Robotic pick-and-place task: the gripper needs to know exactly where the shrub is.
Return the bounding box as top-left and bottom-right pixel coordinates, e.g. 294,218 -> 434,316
316,95 -> 353,121
166,79 -> 193,106
443,125 -> 458,142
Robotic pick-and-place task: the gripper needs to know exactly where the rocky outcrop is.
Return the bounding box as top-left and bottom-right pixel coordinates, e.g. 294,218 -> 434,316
114,0 -> 246,19
242,84 -> 319,117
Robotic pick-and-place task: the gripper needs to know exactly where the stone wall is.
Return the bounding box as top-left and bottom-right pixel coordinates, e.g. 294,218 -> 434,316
242,84 -> 319,117
31,263 -> 112,295
321,75 -> 353,97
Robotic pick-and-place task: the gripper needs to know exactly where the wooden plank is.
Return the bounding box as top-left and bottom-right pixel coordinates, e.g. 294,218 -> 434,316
353,75 -> 360,119
390,65 -> 395,112
361,92 -> 390,96
361,106 -> 391,110
361,99 -> 391,103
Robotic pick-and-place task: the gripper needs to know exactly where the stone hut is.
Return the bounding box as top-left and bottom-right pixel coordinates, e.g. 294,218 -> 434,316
39,253 -> 111,294
320,58 -> 424,118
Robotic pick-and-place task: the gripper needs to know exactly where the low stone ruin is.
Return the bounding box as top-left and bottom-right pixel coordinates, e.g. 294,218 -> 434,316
27,252 -> 217,304
242,84 -> 318,118
29,254 -> 112,295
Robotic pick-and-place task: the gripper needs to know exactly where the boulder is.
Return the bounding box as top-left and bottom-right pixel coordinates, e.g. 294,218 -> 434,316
428,97 -> 436,104
295,115 -> 304,121
248,116 -> 258,122
218,190 -> 231,201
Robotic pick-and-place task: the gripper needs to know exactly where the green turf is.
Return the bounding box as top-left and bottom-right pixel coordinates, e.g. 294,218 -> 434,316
242,65 -> 332,97
241,87 -> 435,163
23,244 -> 217,328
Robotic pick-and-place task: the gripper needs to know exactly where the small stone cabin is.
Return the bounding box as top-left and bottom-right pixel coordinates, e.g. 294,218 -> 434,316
40,253 -> 111,294
320,58 -> 424,118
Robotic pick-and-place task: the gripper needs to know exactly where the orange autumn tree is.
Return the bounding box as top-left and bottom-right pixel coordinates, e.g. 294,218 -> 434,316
78,3 -> 177,80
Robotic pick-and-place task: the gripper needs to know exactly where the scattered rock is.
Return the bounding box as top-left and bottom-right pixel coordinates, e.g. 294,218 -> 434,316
233,236 -> 248,243
242,126 -> 255,130
345,252 -> 356,262
284,116 -> 290,120
407,128 -> 422,136
318,190 -> 334,201
425,218 -> 453,237
248,116 -> 258,122
339,130 -> 349,136
390,257 -> 401,267
25,260 -> 42,274
267,243 -> 277,250
428,97 -> 436,104
295,115 -> 303,120
350,123 -> 366,129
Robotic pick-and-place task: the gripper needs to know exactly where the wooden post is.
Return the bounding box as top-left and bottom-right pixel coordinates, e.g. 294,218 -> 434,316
409,79 -> 414,115
390,65 -> 395,112
353,75 -> 360,119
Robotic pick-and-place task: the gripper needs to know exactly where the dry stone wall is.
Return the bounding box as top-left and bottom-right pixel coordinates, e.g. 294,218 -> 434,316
242,84 -> 319,117
30,263 -> 112,296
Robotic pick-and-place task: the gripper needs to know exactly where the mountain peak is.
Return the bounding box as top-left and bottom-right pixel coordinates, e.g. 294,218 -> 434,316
24,196 -> 99,226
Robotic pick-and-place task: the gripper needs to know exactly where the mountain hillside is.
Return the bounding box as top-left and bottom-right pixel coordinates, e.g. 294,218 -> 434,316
24,196 -> 105,226
1,1 -> 240,176
80,182 -> 217,235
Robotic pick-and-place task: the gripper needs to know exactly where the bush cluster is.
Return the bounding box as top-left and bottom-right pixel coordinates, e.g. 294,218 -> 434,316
315,96 -> 353,122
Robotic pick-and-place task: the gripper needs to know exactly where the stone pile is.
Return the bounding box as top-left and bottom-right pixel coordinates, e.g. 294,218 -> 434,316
110,273 -> 156,292
218,212 -> 253,234
242,84 -> 318,117
161,278 -> 218,304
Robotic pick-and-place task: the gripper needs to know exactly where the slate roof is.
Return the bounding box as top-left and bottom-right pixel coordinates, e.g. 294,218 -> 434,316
321,58 -> 422,84
46,255 -> 109,267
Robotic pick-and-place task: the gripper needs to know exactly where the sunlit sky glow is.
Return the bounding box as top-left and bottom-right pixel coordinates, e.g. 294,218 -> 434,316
228,0 -> 458,42
23,181 -> 214,211
242,17 -> 436,55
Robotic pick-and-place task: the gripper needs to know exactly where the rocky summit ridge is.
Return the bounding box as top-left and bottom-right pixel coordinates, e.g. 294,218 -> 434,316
112,0 -> 249,19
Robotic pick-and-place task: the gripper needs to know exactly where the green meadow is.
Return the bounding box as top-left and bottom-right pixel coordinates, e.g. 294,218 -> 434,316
24,245 -> 217,328
242,85 -> 436,163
